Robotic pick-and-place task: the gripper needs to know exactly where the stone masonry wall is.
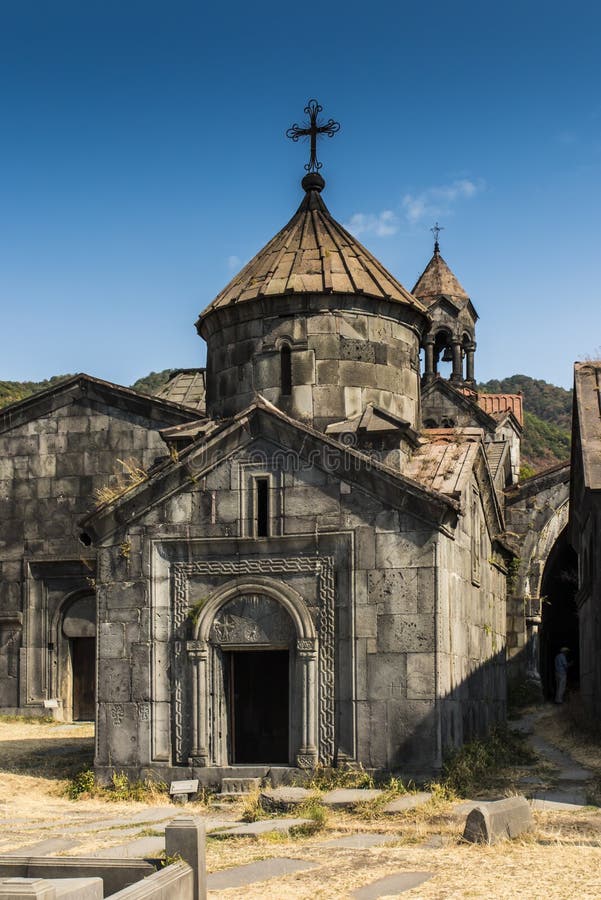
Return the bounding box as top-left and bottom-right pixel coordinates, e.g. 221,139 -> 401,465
436,478 -> 507,755
0,393 -> 183,710
204,302 -> 421,431
94,437 -> 503,779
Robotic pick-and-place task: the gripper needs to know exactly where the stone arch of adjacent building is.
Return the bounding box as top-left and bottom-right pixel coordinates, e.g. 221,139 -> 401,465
50,589 -> 96,721
516,493 -> 575,691
187,576 -> 318,769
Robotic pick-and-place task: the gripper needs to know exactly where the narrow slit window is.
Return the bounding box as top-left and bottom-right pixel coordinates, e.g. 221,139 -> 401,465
281,345 -> 292,396
255,477 -> 270,537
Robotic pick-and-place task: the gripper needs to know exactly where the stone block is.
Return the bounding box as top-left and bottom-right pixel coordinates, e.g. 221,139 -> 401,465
343,386 -> 362,417
291,349 -> 315,384
316,359 -> 339,384
367,652 -> 406,699
377,611 -> 435,654
355,604 -> 377,639
406,653 -> 436,699
97,660 -> 132,702
307,313 -> 337,334
321,788 -> 383,808
463,796 -> 533,844
259,787 -> 313,811
165,817 -> 206,900
107,862 -> 193,899
221,777 -> 261,795
290,384 -> 313,420
369,569 -> 418,614
375,532 -> 435,569
310,333 -> 340,360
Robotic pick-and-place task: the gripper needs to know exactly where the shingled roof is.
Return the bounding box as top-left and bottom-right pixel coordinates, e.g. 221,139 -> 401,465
198,180 -> 426,320
412,248 -> 469,305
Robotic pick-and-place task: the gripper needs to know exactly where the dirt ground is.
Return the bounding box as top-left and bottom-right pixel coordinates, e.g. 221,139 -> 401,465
1,712 -> 601,898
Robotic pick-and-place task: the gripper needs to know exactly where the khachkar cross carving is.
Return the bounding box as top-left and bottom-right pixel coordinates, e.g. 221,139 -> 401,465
286,99 -> 340,174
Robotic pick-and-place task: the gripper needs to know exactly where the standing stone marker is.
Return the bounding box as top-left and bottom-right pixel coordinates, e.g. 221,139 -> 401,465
165,816 -> 206,900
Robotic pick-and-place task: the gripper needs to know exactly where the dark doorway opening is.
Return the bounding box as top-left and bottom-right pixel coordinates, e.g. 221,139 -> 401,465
226,650 -> 289,764
72,637 -> 96,721
539,528 -> 579,700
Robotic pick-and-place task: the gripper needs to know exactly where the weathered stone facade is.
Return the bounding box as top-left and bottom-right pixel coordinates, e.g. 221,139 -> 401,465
0,376 -> 199,716
1,165 -> 523,782
83,401 -> 507,782
570,362 -> 601,717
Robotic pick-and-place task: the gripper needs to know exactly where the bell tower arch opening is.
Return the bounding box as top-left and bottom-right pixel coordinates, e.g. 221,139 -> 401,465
539,528 -> 578,700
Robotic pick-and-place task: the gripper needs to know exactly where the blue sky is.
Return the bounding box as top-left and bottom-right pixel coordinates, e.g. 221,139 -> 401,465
0,1 -> 599,389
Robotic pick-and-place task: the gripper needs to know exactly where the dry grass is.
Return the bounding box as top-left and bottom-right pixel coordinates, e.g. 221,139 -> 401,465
536,698 -> 601,773
3,716 -> 601,897
94,457 -> 148,506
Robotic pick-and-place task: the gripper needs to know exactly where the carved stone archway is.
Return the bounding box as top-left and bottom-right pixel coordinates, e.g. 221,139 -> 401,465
187,577 -> 318,768
505,465 -> 570,681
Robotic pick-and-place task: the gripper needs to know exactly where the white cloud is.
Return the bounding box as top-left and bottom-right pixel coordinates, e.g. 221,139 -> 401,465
402,178 -> 484,224
343,209 -> 399,237
227,255 -> 241,271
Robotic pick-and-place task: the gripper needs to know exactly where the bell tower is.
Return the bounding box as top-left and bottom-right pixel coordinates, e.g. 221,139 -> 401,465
413,225 -> 478,387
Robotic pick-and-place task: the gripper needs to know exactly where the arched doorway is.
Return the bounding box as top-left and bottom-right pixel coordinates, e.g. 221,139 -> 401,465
60,592 -> 96,721
188,578 -> 318,768
539,528 -> 578,700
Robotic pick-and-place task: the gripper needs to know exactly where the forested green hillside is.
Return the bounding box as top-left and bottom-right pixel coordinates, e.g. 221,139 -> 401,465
478,375 -> 572,473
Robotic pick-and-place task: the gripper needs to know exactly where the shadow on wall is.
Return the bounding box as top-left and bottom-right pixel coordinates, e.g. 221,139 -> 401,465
390,647 -> 507,775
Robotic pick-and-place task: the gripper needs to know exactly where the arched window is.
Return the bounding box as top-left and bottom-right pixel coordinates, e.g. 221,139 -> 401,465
280,345 -> 292,396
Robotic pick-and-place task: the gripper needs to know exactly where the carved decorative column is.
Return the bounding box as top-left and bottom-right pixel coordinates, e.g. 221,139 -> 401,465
186,640 -> 210,766
465,341 -> 476,384
296,638 -> 318,768
450,339 -> 463,382
422,336 -> 435,383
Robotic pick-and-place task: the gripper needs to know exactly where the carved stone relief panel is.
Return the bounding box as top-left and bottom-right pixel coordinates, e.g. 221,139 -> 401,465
209,594 -> 295,646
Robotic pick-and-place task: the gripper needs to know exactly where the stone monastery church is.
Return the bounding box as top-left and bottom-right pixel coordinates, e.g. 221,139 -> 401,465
0,103 -> 582,783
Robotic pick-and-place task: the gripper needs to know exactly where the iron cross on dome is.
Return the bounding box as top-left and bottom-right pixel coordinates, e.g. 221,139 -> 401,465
286,99 -> 340,173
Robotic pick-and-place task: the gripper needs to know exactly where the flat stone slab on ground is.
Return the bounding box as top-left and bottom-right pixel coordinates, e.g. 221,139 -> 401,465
89,835 -> 165,858
351,871 -> 433,898
207,857 -> 318,890
319,832 -> 397,849
382,791 -> 432,814
321,789 -> 384,808
213,818 -> 313,838
1,838 -> 80,857
260,787 -> 313,810
531,797 -> 588,811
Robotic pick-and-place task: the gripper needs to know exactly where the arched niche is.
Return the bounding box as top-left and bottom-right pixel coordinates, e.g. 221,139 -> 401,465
51,590 -> 96,722
187,577 -> 317,769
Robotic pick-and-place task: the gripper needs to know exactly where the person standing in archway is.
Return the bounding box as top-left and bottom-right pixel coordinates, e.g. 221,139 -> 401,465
554,646 -> 570,704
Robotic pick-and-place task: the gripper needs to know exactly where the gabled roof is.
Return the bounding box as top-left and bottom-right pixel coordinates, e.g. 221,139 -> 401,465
0,373 -> 202,435
325,403 -> 419,445
573,361 -> 601,490
197,181 -> 426,324
155,369 -> 206,412
412,249 -> 470,305
81,397 -> 462,543
405,427 -> 505,535
421,378 -> 498,432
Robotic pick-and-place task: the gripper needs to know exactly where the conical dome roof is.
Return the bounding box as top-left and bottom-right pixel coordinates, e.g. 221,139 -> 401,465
412,248 -> 469,306
198,178 -> 425,322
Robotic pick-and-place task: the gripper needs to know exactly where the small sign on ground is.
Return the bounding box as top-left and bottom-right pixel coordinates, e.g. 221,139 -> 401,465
169,779 -> 199,795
